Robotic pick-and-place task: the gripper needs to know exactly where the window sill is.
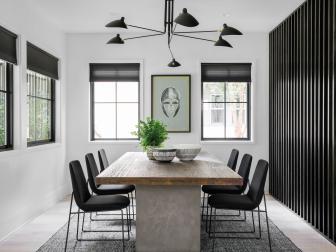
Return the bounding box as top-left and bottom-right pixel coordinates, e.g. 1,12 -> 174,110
0,143 -> 63,159
89,140 -> 140,145
200,140 -> 254,145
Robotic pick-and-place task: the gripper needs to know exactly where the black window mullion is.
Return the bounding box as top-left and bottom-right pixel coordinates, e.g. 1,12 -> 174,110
224,82 -> 227,138
115,82 -> 118,139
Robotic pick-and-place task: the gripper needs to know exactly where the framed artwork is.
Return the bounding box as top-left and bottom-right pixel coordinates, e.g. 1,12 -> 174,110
151,75 -> 191,132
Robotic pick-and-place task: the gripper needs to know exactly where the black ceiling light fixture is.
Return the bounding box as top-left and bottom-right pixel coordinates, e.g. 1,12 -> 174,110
105,17 -> 127,29
174,8 -> 199,27
168,58 -> 181,67
214,36 -> 232,47
107,34 -> 124,44
220,23 -> 243,36
105,0 -> 243,67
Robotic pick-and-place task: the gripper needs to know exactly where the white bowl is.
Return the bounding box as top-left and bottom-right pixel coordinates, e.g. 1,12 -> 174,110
174,144 -> 202,161
152,148 -> 176,162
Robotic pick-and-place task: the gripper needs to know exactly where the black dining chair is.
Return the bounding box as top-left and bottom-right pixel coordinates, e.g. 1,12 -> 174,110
201,153 -> 252,221
65,160 -> 130,252
97,149 -> 136,220
85,153 -> 136,220
201,149 -> 239,219
207,159 -> 271,252
227,149 -> 239,171
98,148 -> 109,172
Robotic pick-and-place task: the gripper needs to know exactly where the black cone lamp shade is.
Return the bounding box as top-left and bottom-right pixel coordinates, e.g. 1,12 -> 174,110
220,24 -> 242,36
105,17 -> 128,29
174,8 -> 199,27
168,58 -> 181,67
107,34 -> 124,44
214,36 -> 232,47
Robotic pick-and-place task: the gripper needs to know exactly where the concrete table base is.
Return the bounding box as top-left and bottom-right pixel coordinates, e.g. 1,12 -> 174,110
136,185 -> 201,252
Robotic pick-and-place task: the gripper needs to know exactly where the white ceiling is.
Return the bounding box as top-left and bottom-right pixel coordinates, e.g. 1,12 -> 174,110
28,0 -> 305,33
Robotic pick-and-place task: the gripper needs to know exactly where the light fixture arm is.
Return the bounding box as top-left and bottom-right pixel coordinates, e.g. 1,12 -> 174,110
173,33 -> 216,43
174,30 -> 219,34
124,33 -> 164,41
127,24 -> 165,34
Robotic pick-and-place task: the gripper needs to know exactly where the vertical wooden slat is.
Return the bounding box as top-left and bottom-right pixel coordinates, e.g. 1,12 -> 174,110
269,0 -> 336,244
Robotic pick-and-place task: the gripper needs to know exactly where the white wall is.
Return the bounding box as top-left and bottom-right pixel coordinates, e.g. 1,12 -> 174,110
0,0 -> 67,240
66,32 -> 269,188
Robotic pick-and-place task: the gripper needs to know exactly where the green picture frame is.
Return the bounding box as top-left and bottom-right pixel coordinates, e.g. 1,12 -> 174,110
151,75 -> 191,133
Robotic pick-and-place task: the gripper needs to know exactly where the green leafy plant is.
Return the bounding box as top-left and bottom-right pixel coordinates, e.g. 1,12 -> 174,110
132,117 -> 168,151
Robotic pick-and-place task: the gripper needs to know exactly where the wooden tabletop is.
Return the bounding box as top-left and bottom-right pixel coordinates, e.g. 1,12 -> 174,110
96,152 -> 243,186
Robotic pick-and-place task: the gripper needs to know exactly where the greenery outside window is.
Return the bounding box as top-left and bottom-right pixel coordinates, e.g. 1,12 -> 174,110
0,59 -> 13,150
202,82 -> 250,140
27,70 -> 55,146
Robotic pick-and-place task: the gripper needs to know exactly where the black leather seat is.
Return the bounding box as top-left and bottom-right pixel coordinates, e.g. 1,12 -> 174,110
97,184 -> 136,195
208,194 -> 255,210
84,195 -> 130,212
202,153 -> 252,195
202,185 -> 242,195
85,153 -> 135,195
98,148 -> 109,172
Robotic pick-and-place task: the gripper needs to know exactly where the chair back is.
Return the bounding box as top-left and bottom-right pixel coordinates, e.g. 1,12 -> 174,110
85,153 -> 100,192
247,159 -> 269,205
237,154 -> 252,192
227,149 -> 239,171
69,160 -> 91,207
98,149 -> 109,172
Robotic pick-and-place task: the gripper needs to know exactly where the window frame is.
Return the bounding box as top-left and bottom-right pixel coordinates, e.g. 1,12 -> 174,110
201,81 -> 251,141
0,61 -> 13,151
27,71 -> 56,147
90,81 -> 140,141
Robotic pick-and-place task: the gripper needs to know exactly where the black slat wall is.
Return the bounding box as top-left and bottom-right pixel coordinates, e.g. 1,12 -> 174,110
269,0 -> 336,243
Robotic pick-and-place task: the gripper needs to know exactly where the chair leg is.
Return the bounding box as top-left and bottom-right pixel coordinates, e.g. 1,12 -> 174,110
257,206 -> 261,239
205,196 -> 210,232
208,207 -> 213,238
212,208 -> 216,252
131,191 -> 135,220
121,209 -> 125,252
81,213 -> 85,231
251,210 -> 255,233
76,208 -> 80,241
201,192 -> 205,220
64,193 -> 74,252
264,195 -> 272,252
126,207 -> 130,239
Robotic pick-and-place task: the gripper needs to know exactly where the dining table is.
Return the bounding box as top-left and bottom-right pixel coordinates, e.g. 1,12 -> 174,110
96,151 -> 243,252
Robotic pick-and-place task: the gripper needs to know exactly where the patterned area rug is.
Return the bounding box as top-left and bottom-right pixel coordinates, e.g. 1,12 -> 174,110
37,209 -> 301,252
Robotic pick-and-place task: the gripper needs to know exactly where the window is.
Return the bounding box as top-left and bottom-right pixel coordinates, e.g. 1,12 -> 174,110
0,25 -> 16,151
90,63 -> 140,140
0,60 -> 13,150
27,71 -> 55,145
201,63 -> 251,140
26,42 -> 58,146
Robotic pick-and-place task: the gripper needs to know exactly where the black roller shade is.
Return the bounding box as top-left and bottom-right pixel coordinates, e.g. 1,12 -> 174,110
90,63 -> 140,82
0,25 -> 17,64
201,63 -> 252,82
27,42 -> 59,80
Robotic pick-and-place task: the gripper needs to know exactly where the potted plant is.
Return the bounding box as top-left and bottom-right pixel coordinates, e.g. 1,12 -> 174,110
132,117 -> 168,160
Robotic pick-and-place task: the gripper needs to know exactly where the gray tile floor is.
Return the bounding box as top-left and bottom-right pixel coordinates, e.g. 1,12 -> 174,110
0,195 -> 335,252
